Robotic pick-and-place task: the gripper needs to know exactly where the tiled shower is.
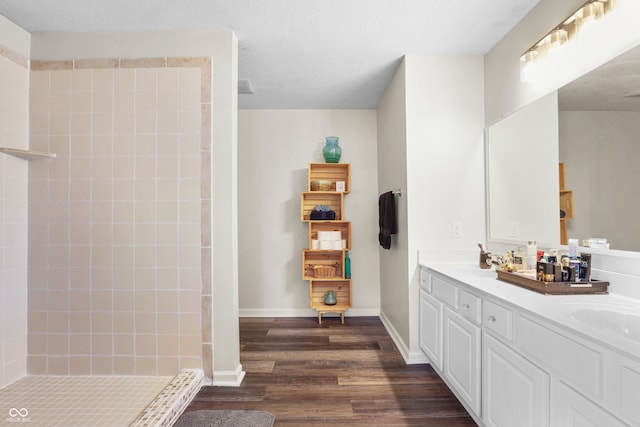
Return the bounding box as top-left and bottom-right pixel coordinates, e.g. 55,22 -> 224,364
1,42 -> 213,424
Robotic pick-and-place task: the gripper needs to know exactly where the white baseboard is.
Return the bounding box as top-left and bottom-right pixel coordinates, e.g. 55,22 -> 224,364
212,364 -> 246,387
239,308 -> 380,317
379,310 -> 429,365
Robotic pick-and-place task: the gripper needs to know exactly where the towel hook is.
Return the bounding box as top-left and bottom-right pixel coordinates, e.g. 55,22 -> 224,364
392,189 -> 402,197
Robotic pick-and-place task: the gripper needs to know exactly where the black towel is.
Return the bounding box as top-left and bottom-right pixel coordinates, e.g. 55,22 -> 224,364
378,191 -> 397,250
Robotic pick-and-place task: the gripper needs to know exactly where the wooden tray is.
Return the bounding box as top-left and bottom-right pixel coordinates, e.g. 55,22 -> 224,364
496,270 -> 609,295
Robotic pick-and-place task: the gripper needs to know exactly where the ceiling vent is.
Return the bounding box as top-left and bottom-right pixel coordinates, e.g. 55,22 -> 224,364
238,79 -> 255,94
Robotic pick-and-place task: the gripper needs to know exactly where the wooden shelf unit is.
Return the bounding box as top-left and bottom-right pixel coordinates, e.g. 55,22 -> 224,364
559,163 -> 574,245
308,221 -> 351,249
300,192 -> 344,222
302,249 -> 346,280
308,163 -> 351,193
309,280 -> 352,324
301,162 -> 352,324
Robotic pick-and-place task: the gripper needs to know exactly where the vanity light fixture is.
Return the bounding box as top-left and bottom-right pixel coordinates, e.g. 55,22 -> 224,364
520,0 -> 617,82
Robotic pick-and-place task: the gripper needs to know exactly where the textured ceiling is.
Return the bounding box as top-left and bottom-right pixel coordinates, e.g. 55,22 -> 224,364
0,0 -> 541,109
559,44 -> 640,112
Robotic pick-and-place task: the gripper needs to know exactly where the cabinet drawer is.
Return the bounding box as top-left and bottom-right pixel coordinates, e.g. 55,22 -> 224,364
431,276 -> 458,308
482,299 -> 513,341
459,289 -> 481,325
515,315 -> 603,399
419,267 -> 431,292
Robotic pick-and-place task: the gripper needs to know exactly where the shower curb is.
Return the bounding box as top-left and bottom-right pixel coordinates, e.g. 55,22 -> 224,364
129,369 -> 204,427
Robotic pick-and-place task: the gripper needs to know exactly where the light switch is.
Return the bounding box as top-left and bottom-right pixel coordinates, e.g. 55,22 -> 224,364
452,222 -> 462,238
509,221 -> 519,237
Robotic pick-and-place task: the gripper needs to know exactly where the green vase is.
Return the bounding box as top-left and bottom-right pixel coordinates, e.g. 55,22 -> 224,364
322,136 -> 342,163
324,290 -> 337,305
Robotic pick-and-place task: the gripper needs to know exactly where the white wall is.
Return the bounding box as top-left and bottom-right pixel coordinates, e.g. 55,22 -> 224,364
237,109 -> 380,317
0,15 -> 30,58
405,55 -> 485,360
376,55 -> 485,363
376,60 -> 410,351
0,16 -> 30,388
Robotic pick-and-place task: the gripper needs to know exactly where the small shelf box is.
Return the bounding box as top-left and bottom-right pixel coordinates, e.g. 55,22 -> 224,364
301,192 -> 344,222
308,163 -> 350,193
309,280 -> 352,310
308,221 -> 351,250
302,249 -> 345,280
560,190 -> 574,220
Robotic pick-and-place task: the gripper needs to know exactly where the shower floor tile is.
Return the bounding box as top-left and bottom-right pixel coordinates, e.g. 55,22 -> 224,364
0,375 -> 172,426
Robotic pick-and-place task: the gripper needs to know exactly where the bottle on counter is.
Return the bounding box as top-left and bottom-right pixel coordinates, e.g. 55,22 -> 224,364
527,241 -> 537,270
514,247 -> 525,271
568,238 -> 579,259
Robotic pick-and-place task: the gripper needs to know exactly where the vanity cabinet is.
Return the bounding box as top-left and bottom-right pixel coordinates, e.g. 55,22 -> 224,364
419,268 -> 481,418
419,265 -> 639,427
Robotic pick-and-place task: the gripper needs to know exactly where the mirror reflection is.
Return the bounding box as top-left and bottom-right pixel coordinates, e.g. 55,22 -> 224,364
486,93 -> 559,247
487,43 -> 640,252
558,44 -> 640,252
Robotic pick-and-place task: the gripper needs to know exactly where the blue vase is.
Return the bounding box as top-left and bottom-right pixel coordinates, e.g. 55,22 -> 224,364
323,136 -> 342,163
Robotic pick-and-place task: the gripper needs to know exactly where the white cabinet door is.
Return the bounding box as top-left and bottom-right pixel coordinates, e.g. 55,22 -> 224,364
419,288 -> 443,371
552,382 -> 626,427
444,306 -> 481,416
619,361 -> 640,426
483,332 -> 550,427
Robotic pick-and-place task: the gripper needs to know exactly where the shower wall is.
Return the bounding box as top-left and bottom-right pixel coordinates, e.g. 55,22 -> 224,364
26,59 -> 211,376
0,45 -> 29,388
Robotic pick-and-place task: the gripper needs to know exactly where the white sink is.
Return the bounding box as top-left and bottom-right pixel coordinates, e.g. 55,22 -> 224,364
560,302 -> 640,343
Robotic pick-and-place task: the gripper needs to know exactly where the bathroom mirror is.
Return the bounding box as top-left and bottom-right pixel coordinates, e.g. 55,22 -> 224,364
486,92 -> 560,248
487,43 -> 640,252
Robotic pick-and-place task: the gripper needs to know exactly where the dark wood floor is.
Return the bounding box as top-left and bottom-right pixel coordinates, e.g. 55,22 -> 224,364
181,317 -> 477,426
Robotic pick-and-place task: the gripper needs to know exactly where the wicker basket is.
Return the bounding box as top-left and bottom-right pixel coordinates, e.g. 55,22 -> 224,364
313,265 -> 337,278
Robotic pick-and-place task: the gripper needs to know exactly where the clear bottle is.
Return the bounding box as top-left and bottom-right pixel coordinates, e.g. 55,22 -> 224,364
568,238 -> 579,259
514,247 -> 524,271
344,250 -> 351,279
527,241 -> 537,271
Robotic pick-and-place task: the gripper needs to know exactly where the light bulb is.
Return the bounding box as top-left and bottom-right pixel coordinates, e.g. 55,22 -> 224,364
577,1 -> 605,39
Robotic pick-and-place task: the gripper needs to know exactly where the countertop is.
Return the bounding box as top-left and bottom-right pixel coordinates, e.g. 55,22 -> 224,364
420,262 -> 640,362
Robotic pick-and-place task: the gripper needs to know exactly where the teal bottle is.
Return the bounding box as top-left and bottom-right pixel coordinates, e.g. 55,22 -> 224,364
322,136 -> 342,163
344,250 -> 351,279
